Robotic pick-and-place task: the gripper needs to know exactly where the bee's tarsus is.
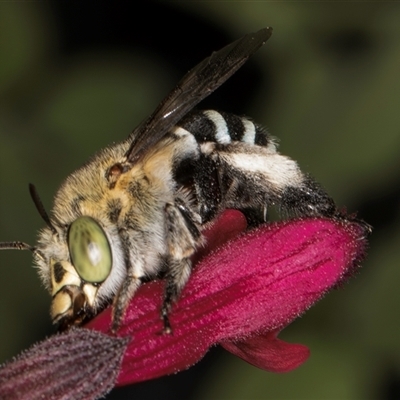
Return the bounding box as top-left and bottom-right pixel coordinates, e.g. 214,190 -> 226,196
161,307 -> 173,335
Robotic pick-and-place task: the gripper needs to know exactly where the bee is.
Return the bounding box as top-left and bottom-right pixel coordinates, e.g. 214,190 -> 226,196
0,27 -> 336,333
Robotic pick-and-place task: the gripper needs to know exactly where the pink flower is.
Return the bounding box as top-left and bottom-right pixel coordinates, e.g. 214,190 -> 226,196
87,209 -> 368,386
0,210 -> 368,399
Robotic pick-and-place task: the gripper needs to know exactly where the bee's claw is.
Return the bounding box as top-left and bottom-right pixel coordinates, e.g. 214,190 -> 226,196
161,307 -> 173,335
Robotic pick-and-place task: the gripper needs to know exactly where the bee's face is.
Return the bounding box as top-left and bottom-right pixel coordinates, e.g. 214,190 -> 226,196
37,215 -> 125,329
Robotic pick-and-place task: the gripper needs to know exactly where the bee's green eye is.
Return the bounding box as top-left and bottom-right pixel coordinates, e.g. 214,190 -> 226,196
68,217 -> 112,283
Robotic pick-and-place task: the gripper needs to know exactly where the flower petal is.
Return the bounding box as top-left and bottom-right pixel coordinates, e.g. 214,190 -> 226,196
87,213 -> 368,386
192,209 -> 248,264
221,330 -> 310,373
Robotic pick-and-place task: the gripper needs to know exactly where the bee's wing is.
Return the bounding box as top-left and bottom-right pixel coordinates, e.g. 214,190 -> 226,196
125,27 -> 273,164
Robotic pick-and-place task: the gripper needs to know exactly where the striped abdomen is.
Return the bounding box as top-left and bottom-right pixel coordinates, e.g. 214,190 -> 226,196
180,109 -> 271,147
173,110 -> 336,225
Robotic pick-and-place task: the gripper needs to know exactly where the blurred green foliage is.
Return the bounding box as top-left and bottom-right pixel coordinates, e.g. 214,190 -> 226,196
0,2 -> 399,399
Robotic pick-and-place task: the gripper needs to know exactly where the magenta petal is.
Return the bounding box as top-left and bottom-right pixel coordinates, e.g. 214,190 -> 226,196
221,330 -> 310,373
87,215 -> 368,386
192,209 -> 248,264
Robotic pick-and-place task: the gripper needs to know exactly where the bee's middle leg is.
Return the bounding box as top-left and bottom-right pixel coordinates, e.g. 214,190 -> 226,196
162,257 -> 191,334
163,201 -> 200,333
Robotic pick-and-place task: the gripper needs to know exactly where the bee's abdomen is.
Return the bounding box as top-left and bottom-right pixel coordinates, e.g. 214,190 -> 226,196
173,110 -> 273,224
179,110 -> 270,147
172,109 -> 335,228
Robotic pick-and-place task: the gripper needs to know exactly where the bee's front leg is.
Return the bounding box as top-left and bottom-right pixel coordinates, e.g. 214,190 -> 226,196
111,228 -> 145,333
112,274 -> 142,333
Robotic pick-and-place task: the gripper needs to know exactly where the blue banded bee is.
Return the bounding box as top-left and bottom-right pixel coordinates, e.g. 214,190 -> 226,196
0,28 -> 336,332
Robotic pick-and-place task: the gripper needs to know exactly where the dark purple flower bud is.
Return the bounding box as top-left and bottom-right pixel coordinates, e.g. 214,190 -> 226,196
0,329 -> 129,400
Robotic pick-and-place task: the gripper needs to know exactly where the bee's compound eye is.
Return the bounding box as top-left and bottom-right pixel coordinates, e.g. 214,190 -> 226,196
68,216 -> 112,283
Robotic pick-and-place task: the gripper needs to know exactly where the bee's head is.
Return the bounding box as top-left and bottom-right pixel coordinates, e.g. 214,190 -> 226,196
1,184 -> 120,330
49,216 -> 112,329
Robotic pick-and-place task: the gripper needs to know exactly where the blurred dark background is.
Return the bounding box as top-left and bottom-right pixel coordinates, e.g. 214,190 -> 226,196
1,1 -> 399,399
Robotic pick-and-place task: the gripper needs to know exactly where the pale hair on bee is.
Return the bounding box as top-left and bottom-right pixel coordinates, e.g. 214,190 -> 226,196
0,27 -> 338,333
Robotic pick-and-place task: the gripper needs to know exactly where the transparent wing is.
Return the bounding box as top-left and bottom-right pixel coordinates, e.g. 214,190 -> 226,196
125,27 -> 273,164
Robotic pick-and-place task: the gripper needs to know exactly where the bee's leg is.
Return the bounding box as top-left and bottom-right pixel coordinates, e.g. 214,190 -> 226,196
163,201 -> 200,333
162,257 -> 191,334
111,229 -> 144,333
112,274 -> 142,332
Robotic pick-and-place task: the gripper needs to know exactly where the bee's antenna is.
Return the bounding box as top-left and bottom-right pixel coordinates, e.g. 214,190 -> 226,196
0,241 -> 34,252
29,183 -> 57,235
0,241 -> 45,261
